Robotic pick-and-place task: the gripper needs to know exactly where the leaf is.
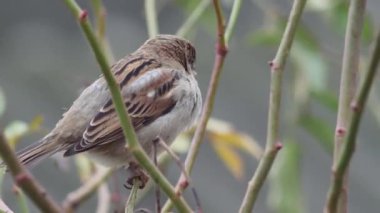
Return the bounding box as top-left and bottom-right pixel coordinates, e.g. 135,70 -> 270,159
4,121 -> 29,148
210,138 -> 244,179
298,114 -> 333,152
207,118 -> 263,159
247,28 -> 282,46
171,133 -> 191,153
75,155 -> 94,182
311,90 -> 338,112
268,141 -> 304,213
206,118 -> 263,179
327,2 -> 374,43
28,115 -> 44,132
292,43 -> 328,92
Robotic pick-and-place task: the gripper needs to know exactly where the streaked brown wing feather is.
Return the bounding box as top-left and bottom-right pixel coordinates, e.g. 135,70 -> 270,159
63,57 -> 181,156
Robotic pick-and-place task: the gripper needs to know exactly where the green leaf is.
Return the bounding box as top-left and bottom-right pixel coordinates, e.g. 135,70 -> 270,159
268,141 -> 304,213
311,90 -> 338,112
299,114 -> 333,152
247,28 -> 282,46
327,2 -> 374,43
4,121 -> 29,148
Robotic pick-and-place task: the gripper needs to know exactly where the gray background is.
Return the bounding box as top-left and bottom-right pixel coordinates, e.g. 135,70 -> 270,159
1,0 -> 380,212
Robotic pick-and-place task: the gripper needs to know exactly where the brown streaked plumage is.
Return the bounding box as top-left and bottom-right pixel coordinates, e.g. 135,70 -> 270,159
1,35 -> 202,168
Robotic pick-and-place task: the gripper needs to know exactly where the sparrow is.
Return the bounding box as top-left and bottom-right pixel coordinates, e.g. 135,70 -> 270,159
1,34 -> 202,169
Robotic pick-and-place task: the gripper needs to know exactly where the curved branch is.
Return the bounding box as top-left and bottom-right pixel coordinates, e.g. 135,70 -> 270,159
238,0 -> 307,212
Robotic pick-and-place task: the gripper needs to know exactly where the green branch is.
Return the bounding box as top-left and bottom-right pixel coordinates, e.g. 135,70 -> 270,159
0,134 -> 62,212
176,0 -> 211,37
62,0 -> 192,212
238,0 -> 307,212
162,0 -> 233,211
329,0 -> 366,212
325,29 -> 380,213
144,0 -> 159,38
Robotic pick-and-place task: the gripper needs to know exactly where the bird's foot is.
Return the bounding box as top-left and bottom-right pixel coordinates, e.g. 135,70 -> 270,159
124,162 -> 149,189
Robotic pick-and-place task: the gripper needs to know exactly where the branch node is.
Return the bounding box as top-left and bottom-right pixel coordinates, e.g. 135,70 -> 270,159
350,101 -> 360,112
336,127 -> 346,137
275,142 -> 283,151
15,172 -> 30,185
216,43 -> 228,57
79,10 -> 88,22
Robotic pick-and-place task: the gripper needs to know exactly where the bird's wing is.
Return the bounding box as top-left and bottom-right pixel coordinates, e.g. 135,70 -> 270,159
63,56 -> 182,156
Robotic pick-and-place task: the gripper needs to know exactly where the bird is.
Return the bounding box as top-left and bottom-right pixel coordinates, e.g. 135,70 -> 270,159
0,34 -> 202,170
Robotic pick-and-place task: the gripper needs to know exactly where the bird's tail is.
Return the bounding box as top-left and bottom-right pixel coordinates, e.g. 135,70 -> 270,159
0,135 -> 60,169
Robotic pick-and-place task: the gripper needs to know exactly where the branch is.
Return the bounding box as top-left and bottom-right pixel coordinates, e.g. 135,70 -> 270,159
176,0 -> 211,37
0,198 -> 14,213
144,0 -> 158,38
238,0 -> 307,212
224,0 -> 243,42
62,1 -> 192,212
162,0 -> 231,211
0,134 -> 62,212
329,0 -> 366,212
325,29 -> 380,213
62,166 -> 113,211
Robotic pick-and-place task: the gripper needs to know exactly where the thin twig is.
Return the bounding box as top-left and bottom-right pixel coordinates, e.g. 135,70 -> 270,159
125,179 -> 139,213
62,1 -> 192,212
144,0 -> 159,38
325,29 -> 380,213
224,0 -> 243,42
176,0 -> 211,37
62,166 -> 113,211
329,1 -> 366,212
0,198 -> 14,213
96,182 -> 111,213
161,0 -> 229,211
0,134 -> 62,212
238,0 -> 307,212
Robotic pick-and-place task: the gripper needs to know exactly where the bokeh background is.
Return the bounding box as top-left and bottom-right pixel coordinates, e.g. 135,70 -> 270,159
1,0 -> 380,212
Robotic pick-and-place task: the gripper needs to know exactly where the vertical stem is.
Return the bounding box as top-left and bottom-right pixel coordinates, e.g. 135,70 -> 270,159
144,0 -> 159,38
330,0 -> 366,212
238,0 -> 307,212
325,30 -> 380,213
161,0 -> 229,211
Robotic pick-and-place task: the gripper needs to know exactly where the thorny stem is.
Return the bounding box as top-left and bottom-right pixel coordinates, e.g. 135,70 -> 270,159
0,134 -> 62,213
238,0 -> 307,212
330,0 -> 366,212
162,0 -> 230,211
325,30 -> 380,213
62,0 -> 192,212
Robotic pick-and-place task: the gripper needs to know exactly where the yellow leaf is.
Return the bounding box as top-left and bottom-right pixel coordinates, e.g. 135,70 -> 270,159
28,115 -> 44,132
207,118 -> 263,159
210,138 -> 244,179
75,155 -> 94,182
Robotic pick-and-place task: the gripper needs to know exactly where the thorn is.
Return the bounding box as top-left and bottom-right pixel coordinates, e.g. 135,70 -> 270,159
79,10 -> 88,22
216,43 -> 228,57
268,61 -> 274,67
15,172 -> 29,185
350,101 -> 360,112
336,127 -> 346,137
179,179 -> 189,189
268,60 -> 280,71
275,142 -> 283,151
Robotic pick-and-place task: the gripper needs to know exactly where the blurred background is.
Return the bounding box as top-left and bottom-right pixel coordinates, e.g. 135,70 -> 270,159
1,0 -> 380,212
